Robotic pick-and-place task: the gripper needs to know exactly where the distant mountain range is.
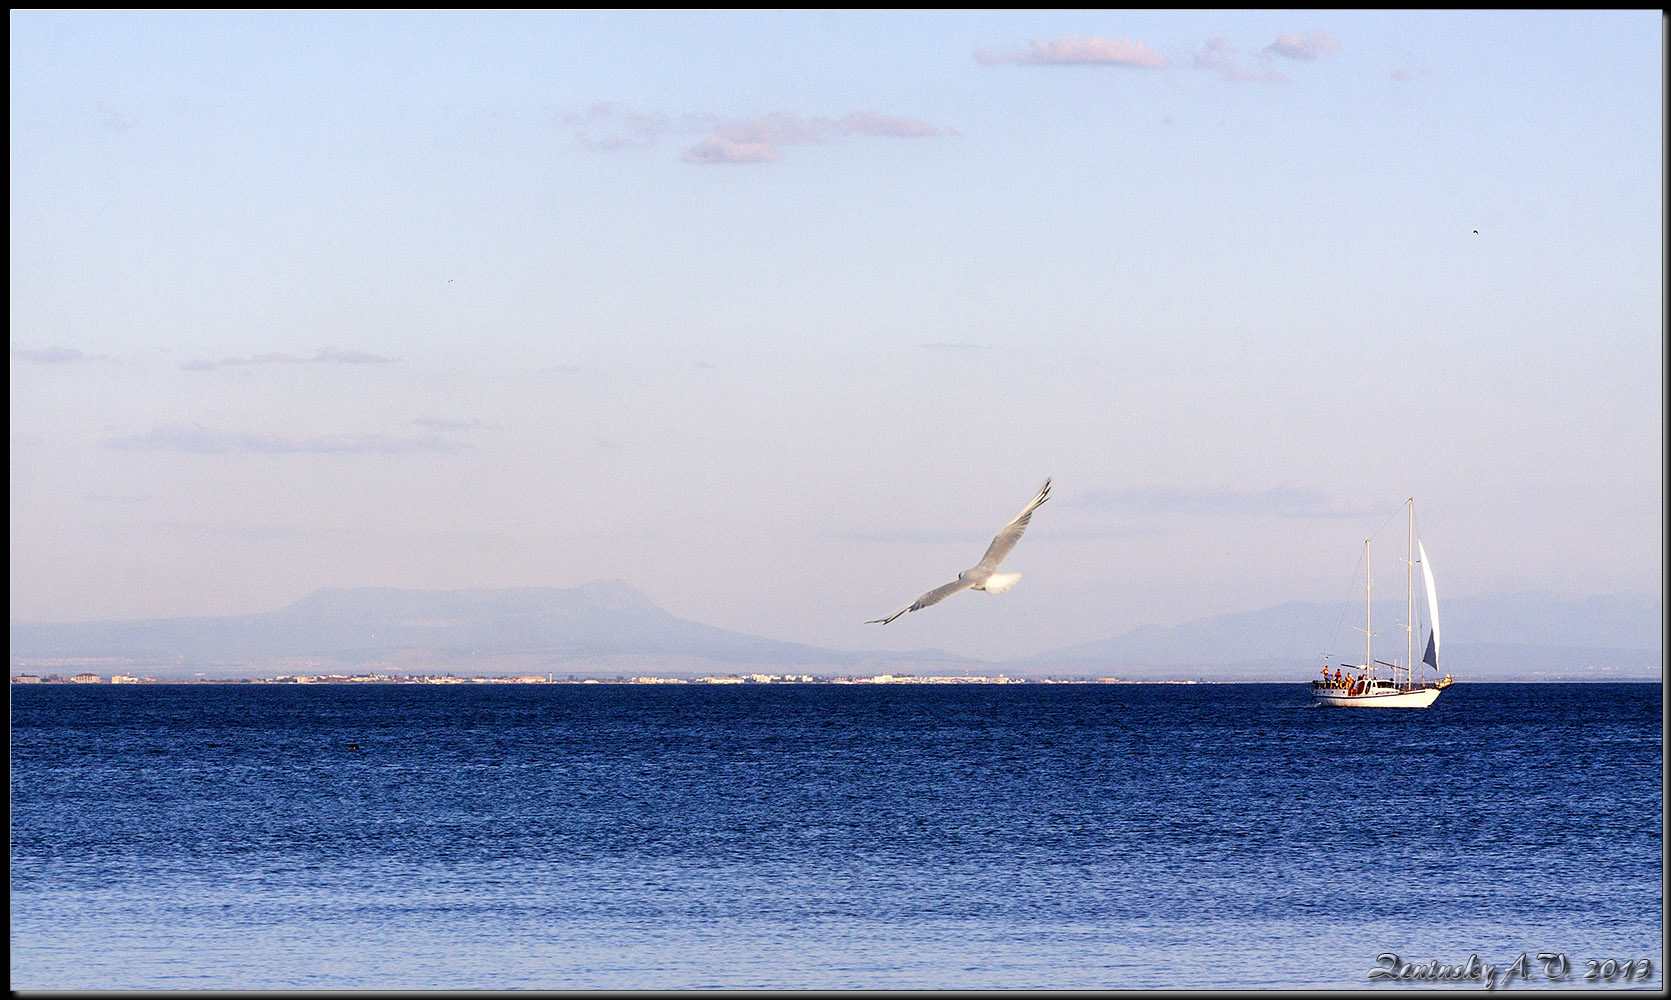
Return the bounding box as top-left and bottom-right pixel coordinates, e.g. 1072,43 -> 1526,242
9,582 -> 1662,681
1030,593 -> 1662,681
8,581 -> 978,679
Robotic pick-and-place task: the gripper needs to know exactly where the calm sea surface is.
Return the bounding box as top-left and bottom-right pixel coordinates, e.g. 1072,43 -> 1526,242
10,682 -> 1663,989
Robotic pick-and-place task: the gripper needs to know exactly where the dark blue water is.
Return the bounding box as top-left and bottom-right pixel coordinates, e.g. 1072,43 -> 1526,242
10,682 -> 1663,989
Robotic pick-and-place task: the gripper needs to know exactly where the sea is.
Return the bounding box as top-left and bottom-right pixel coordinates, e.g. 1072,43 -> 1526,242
9,681 -> 1663,990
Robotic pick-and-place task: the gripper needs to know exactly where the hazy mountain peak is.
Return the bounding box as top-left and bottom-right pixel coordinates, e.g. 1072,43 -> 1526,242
279,580 -> 664,621
571,578 -> 661,612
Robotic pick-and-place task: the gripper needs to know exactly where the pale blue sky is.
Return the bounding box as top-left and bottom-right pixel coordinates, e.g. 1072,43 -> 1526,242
9,11 -> 1663,659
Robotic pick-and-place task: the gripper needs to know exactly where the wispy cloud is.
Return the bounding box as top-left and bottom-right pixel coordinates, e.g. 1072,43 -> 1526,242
1195,30 -> 1340,82
95,100 -> 132,133
1083,486 -> 1371,519
180,347 -> 398,371
559,102 -> 684,151
1263,30 -> 1340,62
916,341 -> 987,352
561,104 -> 951,165
13,346 -> 104,364
410,416 -> 497,433
102,425 -> 466,455
137,518 -> 336,542
315,347 -> 396,364
976,29 -> 1339,83
1194,38 -> 1288,82
85,492 -> 154,504
1388,50 -> 1426,83
844,525 -> 1008,547
685,110 -> 951,164
976,35 -> 1166,68
684,136 -> 779,165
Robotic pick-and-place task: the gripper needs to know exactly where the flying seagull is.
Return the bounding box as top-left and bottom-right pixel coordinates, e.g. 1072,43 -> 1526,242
868,478 -> 1052,625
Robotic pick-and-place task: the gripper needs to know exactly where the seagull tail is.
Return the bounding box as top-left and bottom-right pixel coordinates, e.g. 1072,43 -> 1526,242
981,572 -> 1021,595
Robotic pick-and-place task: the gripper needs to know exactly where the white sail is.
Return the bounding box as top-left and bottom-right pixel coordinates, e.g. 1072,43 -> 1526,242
1418,540 -> 1440,657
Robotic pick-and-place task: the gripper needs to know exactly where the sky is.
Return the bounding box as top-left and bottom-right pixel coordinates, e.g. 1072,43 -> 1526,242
9,11 -> 1664,660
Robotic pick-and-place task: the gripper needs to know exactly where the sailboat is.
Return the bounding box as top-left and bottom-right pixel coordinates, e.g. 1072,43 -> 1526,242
1312,498 -> 1454,708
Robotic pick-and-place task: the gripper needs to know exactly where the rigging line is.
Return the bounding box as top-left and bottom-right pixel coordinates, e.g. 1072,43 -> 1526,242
1322,500 -> 1406,660
1325,537 -> 1368,659
1364,502 -> 1405,547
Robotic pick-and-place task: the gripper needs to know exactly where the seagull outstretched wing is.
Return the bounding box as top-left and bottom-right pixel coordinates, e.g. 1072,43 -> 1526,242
867,577 -> 976,626
973,479 -> 1051,573
867,478 -> 1051,625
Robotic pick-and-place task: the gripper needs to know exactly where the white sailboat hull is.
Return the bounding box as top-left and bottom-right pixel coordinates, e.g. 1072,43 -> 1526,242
1312,685 -> 1443,708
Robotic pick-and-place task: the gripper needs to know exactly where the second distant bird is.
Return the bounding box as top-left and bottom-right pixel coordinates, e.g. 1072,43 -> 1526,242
868,478 -> 1052,625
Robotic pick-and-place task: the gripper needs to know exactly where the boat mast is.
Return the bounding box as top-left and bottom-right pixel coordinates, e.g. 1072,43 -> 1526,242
1406,498 -> 1415,690
1364,537 -> 1372,673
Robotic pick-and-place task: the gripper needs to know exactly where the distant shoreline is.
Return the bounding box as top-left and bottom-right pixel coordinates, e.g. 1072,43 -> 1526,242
10,673 -> 1182,686
11,674 -> 1660,686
